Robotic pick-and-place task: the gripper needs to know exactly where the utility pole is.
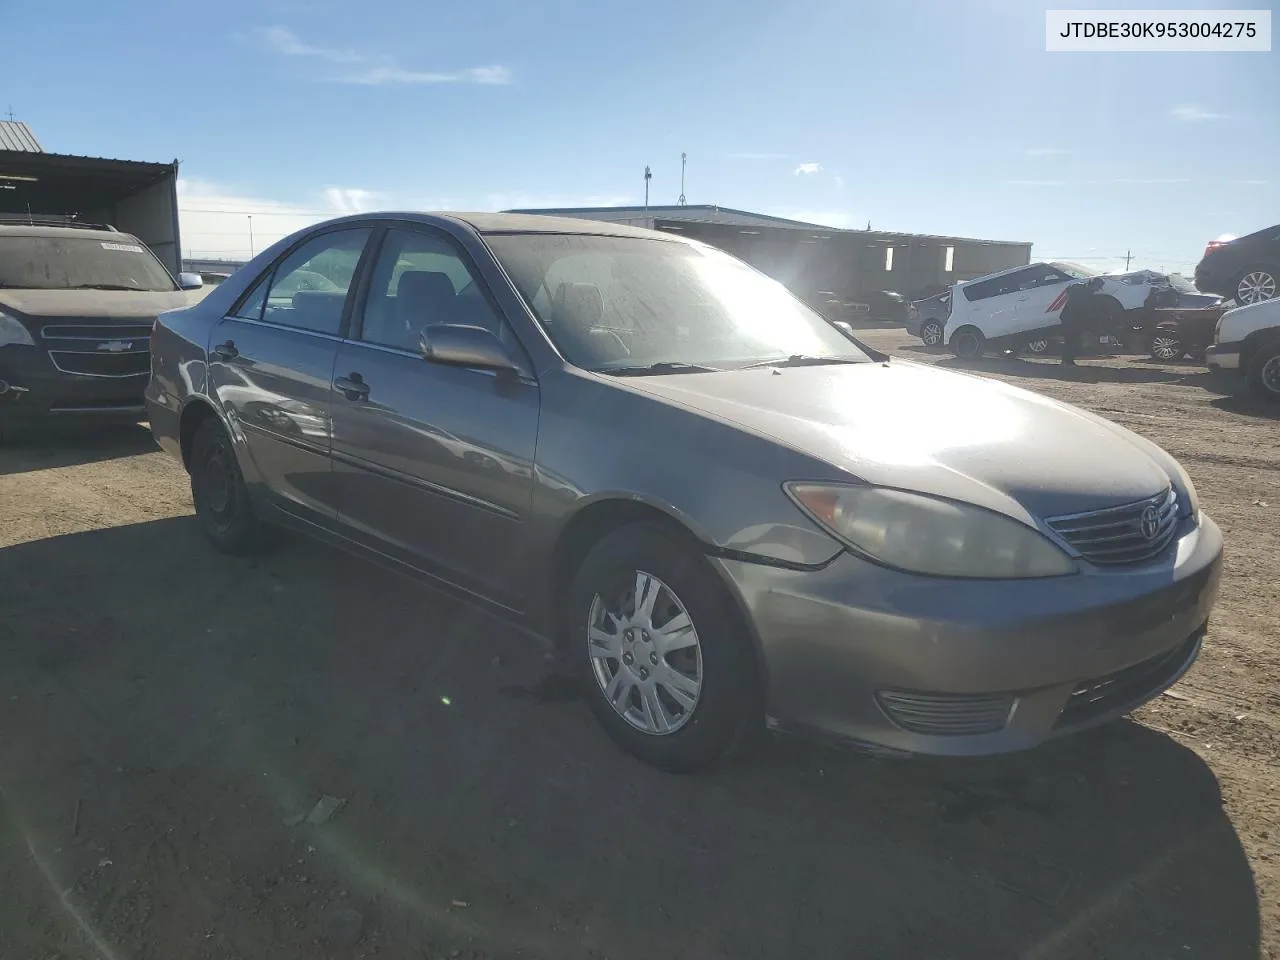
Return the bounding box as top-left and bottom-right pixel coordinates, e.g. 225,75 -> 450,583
678,153 -> 687,206
643,166 -> 652,218
248,215 -> 255,258
1124,249 -> 1132,270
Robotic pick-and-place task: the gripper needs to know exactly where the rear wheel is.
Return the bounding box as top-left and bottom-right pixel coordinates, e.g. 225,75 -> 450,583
1025,339 -> 1050,354
950,326 -> 986,360
1247,343 -> 1280,402
1149,331 -> 1185,361
568,522 -> 762,772
190,417 -> 267,554
920,319 -> 944,346
1235,267 -> 1278,305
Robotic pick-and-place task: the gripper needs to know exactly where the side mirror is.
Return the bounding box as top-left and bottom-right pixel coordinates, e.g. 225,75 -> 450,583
178,272 -> 205,291
419,324 -> 518,373
833,320 -> 855,338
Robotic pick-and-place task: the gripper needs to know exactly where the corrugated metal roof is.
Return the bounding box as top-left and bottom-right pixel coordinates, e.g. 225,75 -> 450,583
506,204 -> 830,230
0,121 -> 43,153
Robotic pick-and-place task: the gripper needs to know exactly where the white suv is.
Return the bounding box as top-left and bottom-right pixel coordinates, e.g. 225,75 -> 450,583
944,261 -> 1205,359
1205,298 -> 1280,402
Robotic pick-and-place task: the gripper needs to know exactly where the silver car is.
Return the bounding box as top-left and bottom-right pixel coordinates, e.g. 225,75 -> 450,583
147,213 -> 1223,772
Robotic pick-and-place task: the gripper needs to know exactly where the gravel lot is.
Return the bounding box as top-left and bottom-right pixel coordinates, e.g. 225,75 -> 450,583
1,327 -> 1276,960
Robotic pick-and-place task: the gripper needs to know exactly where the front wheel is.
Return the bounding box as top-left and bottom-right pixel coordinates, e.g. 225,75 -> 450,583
1149,331 -> 1185,361
950,326 -> 986,360
1025,338 -> 1051,354
1247,344 -> 1280,402
568,523 -> 762,772
190,417 -> 268,554
920,319 -> 944,346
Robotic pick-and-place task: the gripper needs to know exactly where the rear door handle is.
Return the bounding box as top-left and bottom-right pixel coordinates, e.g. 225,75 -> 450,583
334,373 -> 370,401
211,340 -> 238,361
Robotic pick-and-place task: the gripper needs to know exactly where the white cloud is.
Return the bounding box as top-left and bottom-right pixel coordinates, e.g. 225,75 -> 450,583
794,162 -> 823,176
250,25 -> 511,86
256,25 -> 362,62
1169,104 -> 1227,122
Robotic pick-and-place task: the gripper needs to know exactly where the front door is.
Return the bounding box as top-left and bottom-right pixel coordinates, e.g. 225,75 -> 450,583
328,225 -> 540,609
207,226 -> 373,524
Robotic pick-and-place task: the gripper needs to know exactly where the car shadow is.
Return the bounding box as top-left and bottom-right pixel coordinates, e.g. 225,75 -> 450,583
0,420 -> 158,476
0,518 -> 1261,960
1208,393 -> 1280,420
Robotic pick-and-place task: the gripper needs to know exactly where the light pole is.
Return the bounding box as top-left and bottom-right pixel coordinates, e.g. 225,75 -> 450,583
248,215 -> 255,259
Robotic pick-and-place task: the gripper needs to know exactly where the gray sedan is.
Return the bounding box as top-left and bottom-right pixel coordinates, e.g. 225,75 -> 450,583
147,213 -> 1222,771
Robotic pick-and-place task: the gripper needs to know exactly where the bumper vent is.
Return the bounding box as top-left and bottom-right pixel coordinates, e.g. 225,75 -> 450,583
1056,631 -> 1203,730
876,690 -> 1014,736
1047,489 -> 1179,565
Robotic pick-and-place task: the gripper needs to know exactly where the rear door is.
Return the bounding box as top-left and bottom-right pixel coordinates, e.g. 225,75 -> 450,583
207,226 -> 373,525
328,224 -> 540,608
982,265 -> 1069,337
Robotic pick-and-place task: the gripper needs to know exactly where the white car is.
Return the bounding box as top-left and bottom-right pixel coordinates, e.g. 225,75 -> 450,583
943,261 -> 1212,360
1204,297 -> 1280,401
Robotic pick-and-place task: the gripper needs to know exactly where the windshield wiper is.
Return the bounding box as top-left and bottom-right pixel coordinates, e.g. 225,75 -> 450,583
66,283 -> 143,291
738,354 -> 865,370
601,361 -> 721,376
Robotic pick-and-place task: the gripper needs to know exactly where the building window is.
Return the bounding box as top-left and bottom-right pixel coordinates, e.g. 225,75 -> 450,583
944,246 -> 954,272
884,247 -> 894,271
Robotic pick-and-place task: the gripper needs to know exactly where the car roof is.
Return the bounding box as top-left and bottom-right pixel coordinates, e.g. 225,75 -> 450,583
327,211 -> 686,242
0,224 -> 132,241
955,260 -> 1051,287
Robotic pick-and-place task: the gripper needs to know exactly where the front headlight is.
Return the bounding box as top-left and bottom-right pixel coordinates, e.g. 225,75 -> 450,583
1168,459 -> 1200,518
786,483 -> 1077,579
0,312 -> 35,347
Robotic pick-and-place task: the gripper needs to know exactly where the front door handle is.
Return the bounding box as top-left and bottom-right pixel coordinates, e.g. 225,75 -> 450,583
334,373 -> 370,401
211,340 -> 239,361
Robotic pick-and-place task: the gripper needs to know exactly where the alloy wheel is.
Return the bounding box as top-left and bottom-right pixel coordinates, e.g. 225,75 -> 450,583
1026,339 -> 1050,354
587,570 -> 703,735
1237,270 -> 1277,305
921,321 -> 943,346
1151,335 -> 1183,361
1262,355 -> 1280,395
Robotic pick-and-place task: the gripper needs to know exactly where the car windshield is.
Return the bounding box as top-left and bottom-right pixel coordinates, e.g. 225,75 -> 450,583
486,233 -> 870,371
0,235 -> 177,291
1051,261 -> 1099,280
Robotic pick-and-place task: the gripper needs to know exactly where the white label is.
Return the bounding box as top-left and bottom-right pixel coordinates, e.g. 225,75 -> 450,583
1046,10 -> 1271,51
101,242 -> 145,253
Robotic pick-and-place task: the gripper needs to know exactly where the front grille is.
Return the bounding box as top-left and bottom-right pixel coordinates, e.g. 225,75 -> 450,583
39,323 -> 153,379
48,349 -> 150,378
41,323 -> 153,342
876,690 -> 1014,736
1047,489 -> 1179,565
1055,631 -> 1203,730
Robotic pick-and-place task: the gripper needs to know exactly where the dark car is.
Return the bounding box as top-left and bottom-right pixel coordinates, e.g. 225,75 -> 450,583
0,220 -> 202,441
147,212 -> 1220,772
1194,224 -> 1280,306
905,291 -> 951,345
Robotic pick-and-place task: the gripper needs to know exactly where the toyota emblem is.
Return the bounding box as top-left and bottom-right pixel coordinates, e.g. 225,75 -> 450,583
1139,504 -> 1161,540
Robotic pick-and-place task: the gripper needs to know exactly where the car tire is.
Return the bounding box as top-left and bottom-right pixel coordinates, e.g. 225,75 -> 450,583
950,326 -> 986,360
1149,331 -> 1185,362
920,319 -> 944,346
567,522 -> 762,773
190,416 -> 268,554
1246,343 -> 1280,402
1234,267 -> 1279,305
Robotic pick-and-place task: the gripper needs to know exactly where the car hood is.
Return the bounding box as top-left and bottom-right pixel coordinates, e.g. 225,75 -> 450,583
619,361 -> 1173,522
0,288 -> 190,318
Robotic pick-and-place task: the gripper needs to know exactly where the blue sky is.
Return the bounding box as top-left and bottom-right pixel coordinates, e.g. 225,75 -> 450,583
2,0 -> 1276,272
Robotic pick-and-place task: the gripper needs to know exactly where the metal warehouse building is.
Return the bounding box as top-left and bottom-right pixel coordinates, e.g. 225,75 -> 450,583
0,121 -> 182,274
506,204 -> 1032,305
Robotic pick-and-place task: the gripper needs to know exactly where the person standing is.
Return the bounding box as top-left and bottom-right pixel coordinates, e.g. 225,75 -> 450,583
1059,276 -> 1105,367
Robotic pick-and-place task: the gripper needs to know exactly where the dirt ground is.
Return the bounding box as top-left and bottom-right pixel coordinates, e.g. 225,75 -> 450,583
1,328 -> 1276,960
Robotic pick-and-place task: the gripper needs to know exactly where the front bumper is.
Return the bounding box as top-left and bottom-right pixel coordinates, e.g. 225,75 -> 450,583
0,345 -> 147,422
1205,341 -> 1241,371
716,513 -> 1222,756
